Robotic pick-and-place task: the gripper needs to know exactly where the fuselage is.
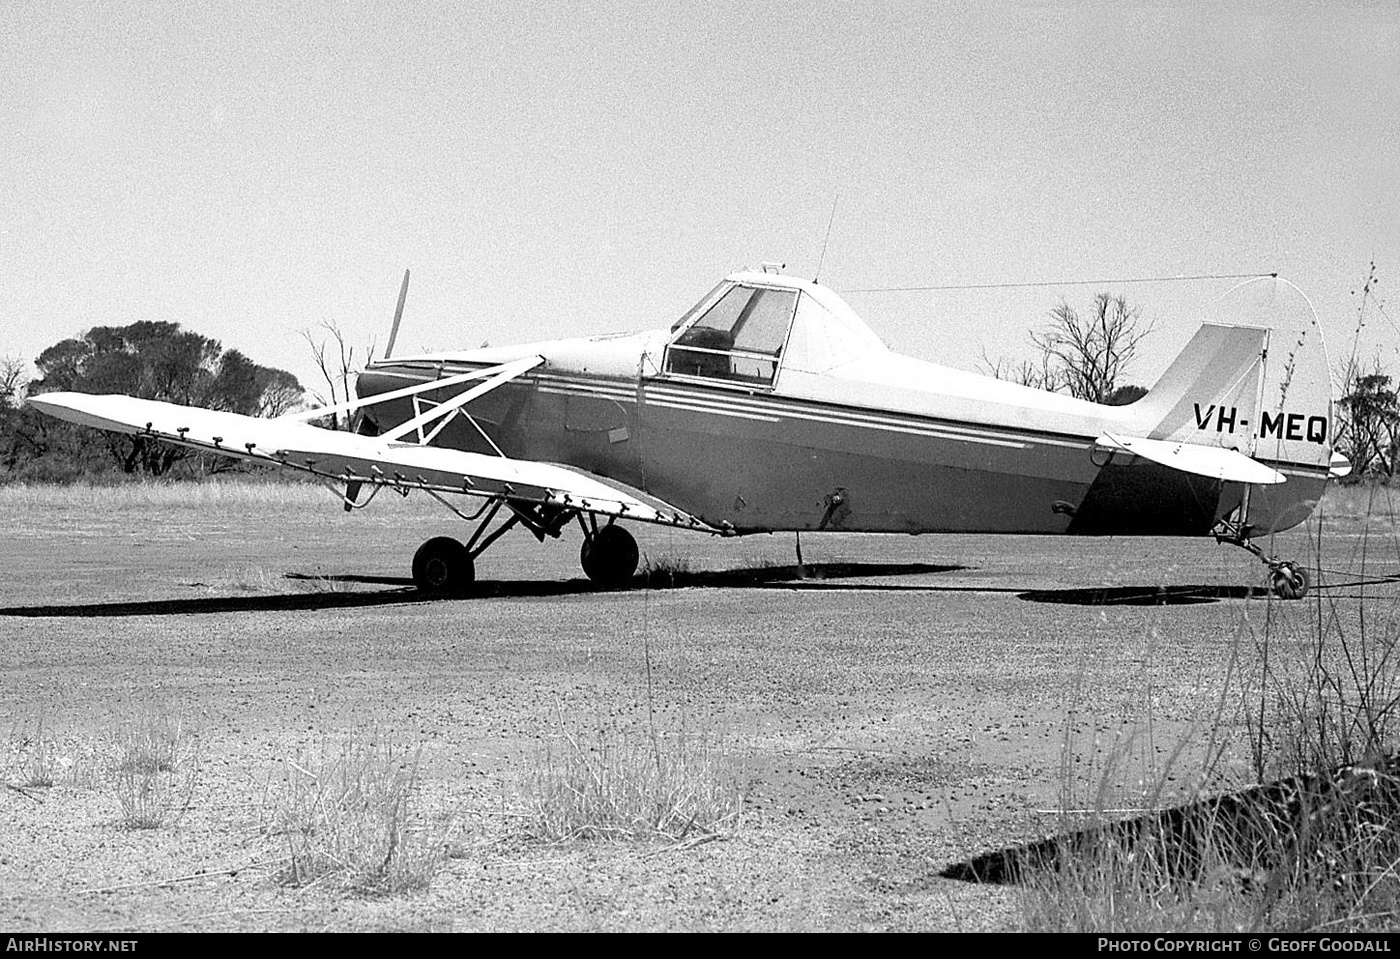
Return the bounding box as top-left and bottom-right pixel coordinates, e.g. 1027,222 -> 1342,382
356,272 -> 1332,538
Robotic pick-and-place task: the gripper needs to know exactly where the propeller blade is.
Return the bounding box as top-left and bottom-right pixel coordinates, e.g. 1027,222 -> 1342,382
384,268 -> 410,359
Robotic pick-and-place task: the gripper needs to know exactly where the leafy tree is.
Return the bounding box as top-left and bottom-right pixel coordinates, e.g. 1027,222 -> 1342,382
255,366 -> 305,418
1337,365 -> 1399,477
0,356 -> 23,407
1103,383 -> 1149,406
21,322 -> 305,477
0,357 -> 28,471
1331,263 -> 1397,479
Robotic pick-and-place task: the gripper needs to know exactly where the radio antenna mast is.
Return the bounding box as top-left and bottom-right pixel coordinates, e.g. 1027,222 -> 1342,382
814,194 -> 840,284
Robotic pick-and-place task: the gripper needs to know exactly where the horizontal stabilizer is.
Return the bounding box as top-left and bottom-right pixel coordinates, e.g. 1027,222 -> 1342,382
1095,432 -> 1286,485
27,392 -> 722,533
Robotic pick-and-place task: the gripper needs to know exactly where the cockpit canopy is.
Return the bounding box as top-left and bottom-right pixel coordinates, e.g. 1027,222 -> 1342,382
666,284 -> 796,384
662,272 -> 885,388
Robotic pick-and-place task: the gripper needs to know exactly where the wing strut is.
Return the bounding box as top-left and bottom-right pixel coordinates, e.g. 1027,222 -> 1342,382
275,355 -> 543,426
380,356 -> 543,443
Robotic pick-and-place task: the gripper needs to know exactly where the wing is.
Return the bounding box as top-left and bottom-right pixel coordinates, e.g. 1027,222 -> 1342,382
1096,431 -> 1286,485
27,388 -> 722,533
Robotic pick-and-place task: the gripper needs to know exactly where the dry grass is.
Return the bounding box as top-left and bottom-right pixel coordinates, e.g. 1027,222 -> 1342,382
110,702 -> 199,829
264,737 -> 445,895
217,564 -> 282,593
0,478 -> 329,510
5,708 -> 107,794
191,565 -> 350,596
1021,484 -> 1400,933
637,553 -> 694,588
1020,825 -> 1262,932
1020,758 -> 1400,932
523,710 -> 745,843
19,715 -> 57,788
1322,481 -> 1400,523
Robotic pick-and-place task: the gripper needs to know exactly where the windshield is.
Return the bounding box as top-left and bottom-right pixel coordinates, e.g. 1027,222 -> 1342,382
664,285 -> 798,386
670,281 -> 729,332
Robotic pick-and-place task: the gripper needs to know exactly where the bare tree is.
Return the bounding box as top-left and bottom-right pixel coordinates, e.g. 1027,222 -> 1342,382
0,356 -> 25,409
302,320 -> 376,430
984,294 -> 1150,403
1032,294 -> 1151,403
979,348 -> 1063,393
254,367 -> 306,418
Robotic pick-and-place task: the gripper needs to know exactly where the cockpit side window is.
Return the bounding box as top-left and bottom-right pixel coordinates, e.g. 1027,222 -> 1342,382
665,286 -> 797,386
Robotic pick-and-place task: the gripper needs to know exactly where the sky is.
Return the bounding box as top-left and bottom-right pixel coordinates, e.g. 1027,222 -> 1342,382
3,0 -> 1397,398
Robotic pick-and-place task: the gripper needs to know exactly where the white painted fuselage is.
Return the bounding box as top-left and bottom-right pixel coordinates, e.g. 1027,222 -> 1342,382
358,272 -> 1334,539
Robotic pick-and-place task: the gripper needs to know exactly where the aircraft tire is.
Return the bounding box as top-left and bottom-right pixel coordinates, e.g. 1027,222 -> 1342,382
412,536 -> 475,594
580,525 -> 639,587
1270,562 -> 1309,601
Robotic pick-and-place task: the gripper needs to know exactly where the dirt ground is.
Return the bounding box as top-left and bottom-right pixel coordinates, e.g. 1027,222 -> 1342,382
1,484 -> 1396,931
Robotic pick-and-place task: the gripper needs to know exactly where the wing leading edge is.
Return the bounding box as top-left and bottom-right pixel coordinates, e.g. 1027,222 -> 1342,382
27,391 -> 722,533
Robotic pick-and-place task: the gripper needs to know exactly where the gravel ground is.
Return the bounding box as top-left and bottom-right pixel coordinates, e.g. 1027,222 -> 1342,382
0,484 -> 1394,931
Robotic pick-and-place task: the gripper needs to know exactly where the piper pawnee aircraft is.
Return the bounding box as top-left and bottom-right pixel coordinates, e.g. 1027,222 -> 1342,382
29,266 -> 1348,600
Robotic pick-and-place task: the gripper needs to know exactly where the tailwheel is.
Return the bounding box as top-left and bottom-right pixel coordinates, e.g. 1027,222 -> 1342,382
1269,562 -> 1309,601
1214,504 -> 1310,602
412,536 -> 476,595
580,524 -> 639,587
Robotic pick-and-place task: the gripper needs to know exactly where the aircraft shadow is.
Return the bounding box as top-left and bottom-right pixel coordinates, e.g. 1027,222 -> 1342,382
939,754 -> 1400,887
0,561 -> 966,618
1016,584 -> 1267,606
0,589 -> 436,619
287,562 -> 966,592
634,561 -> 965,590
2,565 -> 1303,617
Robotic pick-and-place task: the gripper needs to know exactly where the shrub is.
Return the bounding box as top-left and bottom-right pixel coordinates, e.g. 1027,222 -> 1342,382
524,711 -> 745,843
266,737 -> 444,895
110,702 -> 198,829
637,554 -> 693,589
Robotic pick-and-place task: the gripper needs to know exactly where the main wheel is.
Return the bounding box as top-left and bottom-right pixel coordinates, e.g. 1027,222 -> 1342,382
580,525 -> 639,587
412,536 -> 475,595
1270,562 -> 1309,601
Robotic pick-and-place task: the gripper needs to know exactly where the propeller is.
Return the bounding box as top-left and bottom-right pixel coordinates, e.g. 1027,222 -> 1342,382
384,268 -> 410,360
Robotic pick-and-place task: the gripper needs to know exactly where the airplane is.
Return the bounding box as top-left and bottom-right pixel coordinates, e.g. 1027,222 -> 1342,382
28,265 -> 1346,600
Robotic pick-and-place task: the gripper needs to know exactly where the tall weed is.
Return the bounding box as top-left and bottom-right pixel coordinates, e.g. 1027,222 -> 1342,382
1023,482 -> 1400,931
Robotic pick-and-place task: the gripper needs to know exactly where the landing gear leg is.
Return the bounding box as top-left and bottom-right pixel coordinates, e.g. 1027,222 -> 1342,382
410,496 -> 575,596
1214,512 -> 1309,601
578,517 -> 639,587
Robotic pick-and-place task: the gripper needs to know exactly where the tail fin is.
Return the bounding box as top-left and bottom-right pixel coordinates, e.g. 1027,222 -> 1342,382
1135,277 -> 1332,474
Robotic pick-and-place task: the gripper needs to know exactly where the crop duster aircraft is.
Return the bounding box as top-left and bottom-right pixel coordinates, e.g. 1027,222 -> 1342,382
30,267 -> 1345,600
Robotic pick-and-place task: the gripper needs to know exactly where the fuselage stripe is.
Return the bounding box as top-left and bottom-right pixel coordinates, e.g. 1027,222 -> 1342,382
645,398 -> 782,423
375,365 -> 1328,471
536,374 -> 1077,447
